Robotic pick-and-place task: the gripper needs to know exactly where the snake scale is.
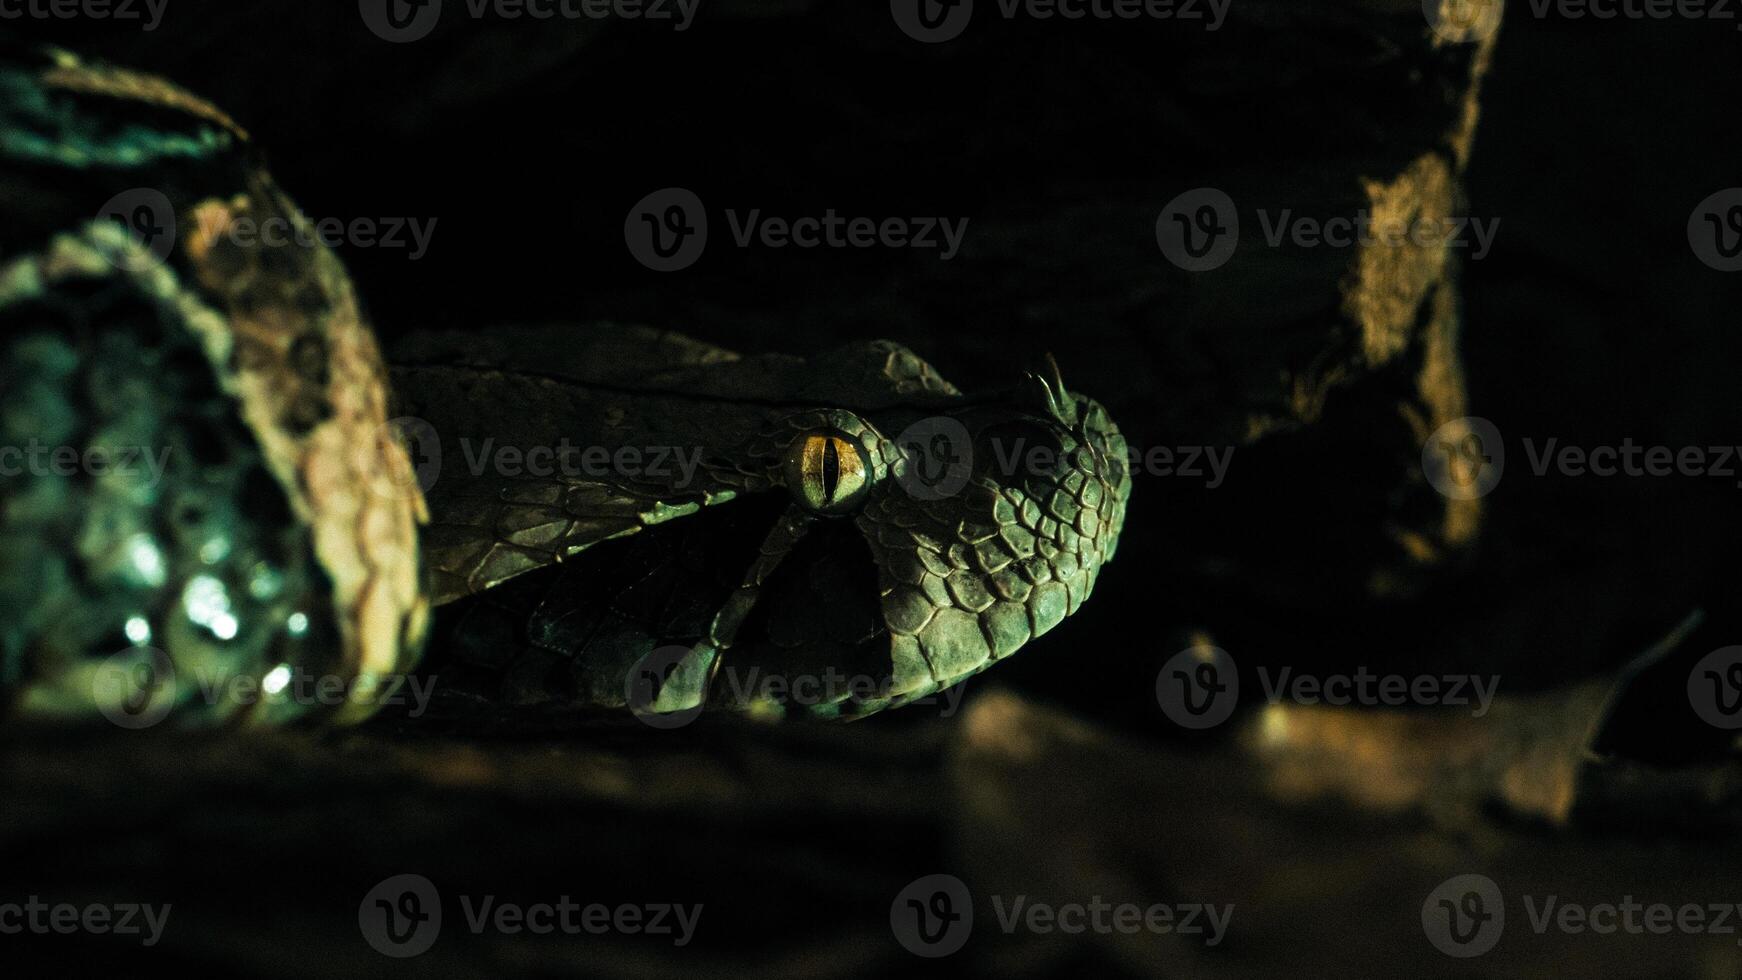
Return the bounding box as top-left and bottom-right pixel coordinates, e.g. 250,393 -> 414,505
0,45 -> 1131,725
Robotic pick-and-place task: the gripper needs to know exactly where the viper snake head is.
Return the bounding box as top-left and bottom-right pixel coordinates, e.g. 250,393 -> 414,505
648,344 -> 1134,719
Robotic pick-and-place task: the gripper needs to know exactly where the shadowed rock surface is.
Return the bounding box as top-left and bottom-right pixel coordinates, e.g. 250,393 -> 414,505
4,681 -> 1740,976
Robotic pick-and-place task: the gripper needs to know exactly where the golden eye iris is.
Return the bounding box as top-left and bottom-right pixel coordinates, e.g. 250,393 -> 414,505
785,432 -> 870,514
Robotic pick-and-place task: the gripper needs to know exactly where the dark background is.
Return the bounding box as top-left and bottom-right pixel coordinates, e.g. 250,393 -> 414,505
11,3 -> 1742,976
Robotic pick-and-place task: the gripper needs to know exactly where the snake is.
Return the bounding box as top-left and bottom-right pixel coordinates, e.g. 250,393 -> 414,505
0,45 -> 1131,725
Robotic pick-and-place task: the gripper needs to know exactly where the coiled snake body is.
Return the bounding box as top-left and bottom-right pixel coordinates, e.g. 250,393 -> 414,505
0,46 -> 1131,725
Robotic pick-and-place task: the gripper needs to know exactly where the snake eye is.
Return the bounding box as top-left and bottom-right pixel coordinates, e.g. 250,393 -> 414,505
784,431 -> 871,514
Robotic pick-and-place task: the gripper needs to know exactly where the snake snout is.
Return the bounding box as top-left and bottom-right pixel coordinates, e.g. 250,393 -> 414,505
849,381 -> 1132,716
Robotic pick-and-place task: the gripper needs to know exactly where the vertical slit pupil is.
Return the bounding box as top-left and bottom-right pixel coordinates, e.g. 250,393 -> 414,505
820,438 -> 840,502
